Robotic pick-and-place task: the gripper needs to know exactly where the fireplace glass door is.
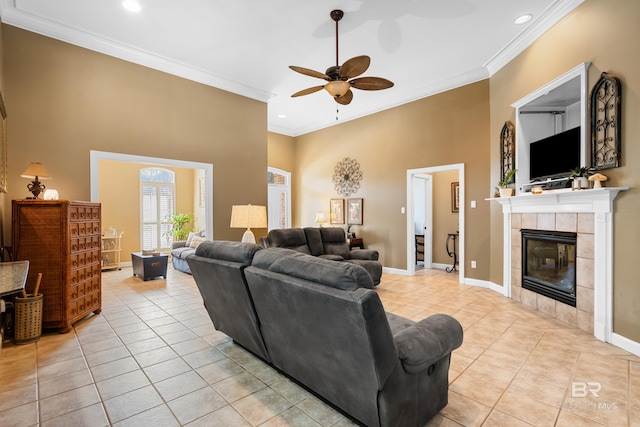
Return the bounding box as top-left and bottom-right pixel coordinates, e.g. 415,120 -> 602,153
522,229 -> 577,306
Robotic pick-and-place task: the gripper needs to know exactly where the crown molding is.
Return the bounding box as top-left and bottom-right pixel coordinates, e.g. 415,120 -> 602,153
484,0 -> 585,76
0,1 -> 274,102
281,67 -> 490,137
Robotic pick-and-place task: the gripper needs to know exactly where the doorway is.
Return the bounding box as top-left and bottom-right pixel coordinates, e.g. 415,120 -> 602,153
406,164 -> 464,283
267,167 -> 291,230
413,174 -> 433,269
89,151 -> 214,245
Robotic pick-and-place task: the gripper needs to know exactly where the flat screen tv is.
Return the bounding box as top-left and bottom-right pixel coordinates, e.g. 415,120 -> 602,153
529,126 -> 581,181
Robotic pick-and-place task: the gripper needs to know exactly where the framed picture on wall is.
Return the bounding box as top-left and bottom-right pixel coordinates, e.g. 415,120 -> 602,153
451,182 -> 460,212
330,199 -> 344,224
347,198 -> 363,225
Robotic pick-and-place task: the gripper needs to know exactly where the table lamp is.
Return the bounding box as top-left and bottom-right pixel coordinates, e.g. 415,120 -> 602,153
230,204 -> 267,243
314,212 -> 328,227
21,162 -> 52,199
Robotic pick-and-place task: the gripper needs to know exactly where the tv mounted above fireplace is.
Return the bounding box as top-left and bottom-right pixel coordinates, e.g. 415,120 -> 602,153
529,126 -> 581,181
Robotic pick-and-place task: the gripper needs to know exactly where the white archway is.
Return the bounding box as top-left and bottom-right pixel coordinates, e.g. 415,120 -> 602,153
89,151 -> 214,240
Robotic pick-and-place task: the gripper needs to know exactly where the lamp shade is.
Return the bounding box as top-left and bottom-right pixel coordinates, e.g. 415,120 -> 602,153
314,212 -> 327,225
230,204 -> 267,243
21,162 -> 52,179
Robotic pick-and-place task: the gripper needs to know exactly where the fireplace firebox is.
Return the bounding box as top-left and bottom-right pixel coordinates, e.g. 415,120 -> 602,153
521,229 -> 577,307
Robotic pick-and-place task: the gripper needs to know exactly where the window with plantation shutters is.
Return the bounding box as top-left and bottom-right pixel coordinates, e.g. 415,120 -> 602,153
140,168 -> 175,250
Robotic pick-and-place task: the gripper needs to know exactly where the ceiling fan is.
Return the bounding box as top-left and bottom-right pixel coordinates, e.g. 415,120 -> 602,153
289,9 -> 394,105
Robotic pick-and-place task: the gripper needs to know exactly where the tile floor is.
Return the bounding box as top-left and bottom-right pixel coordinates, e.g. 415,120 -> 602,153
0,266 -> 638,426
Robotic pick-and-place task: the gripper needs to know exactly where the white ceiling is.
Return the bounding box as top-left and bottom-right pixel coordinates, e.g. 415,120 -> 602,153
0,0 -> 583,136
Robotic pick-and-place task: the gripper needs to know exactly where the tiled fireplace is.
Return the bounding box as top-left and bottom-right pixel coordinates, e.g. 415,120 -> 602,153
511,212 -> 592,332
493,188 -> 627,343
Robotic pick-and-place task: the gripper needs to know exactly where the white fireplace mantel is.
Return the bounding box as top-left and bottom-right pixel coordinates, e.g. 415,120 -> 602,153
489,187 -> 628,343
492,187 -> 628,214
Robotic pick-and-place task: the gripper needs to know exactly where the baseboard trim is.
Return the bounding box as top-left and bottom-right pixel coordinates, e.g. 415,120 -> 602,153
431,263 -> 449,270
382,267 -> 410,276
611,333 -> 640,357
464,277 -> 508,297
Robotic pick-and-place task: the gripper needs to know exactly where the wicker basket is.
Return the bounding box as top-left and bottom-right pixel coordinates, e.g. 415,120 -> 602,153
14,294 -> 43,344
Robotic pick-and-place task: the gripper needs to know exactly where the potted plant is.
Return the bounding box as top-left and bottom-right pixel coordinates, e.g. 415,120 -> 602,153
570,166 -> 591,190
164,213 -> 194,242
497,169 -> 517,197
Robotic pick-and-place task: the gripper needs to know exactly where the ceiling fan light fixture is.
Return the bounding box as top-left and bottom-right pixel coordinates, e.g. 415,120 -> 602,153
289,9 -> 393,106
325,81 -> 350,98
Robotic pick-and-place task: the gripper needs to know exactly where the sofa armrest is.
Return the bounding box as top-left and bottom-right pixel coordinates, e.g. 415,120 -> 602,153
172,240 -> 187,250
350,249 -> 379,261
394,314 -> 463,374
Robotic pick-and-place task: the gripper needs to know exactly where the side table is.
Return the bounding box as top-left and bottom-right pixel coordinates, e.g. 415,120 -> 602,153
131,252 -> 168,281
348,237 -> 364,250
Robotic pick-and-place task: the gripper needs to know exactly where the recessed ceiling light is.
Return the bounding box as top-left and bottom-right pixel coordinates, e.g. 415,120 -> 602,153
278,114 -> 287,119
122,0 -> 141,12
515,14 -> 532,25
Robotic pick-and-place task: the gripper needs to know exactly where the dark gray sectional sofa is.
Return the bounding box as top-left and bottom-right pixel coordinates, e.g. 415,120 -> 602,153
263,226 -> 383,285
187,240 -> 463,427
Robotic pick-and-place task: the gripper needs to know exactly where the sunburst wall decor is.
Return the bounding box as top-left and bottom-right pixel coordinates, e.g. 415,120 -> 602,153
332,157 -> 362,197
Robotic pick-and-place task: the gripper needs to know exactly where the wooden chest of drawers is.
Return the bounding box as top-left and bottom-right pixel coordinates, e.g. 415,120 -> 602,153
12,200 -> 102,332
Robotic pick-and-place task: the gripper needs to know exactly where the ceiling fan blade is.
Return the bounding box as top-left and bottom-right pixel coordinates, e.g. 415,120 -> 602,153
350,77 -> 394,91
340,55 -> 370,79
291,86 -> 325,97
289,66 -> 328,80
335,89 -> 353,105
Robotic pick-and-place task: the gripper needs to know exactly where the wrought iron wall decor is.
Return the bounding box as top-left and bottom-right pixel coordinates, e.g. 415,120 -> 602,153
591,72 -> 621,170
332,157 -> 362,196
500,121 -> 515,184
0,91 -> 7,193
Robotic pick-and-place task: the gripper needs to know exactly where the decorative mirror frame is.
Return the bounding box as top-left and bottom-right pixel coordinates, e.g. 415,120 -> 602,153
590,72 -> 621,170
500,121 -> 515,184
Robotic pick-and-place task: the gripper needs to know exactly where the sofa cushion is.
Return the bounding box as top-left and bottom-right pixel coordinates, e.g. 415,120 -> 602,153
266,228 -> 311,254
185,230 -> 204,247
194,240 -> 262,265
171,246 -> 194,259
252,248 -> 374,291
189,235 -> 206,248
319,227 -> 351,259
303,227 -> 324,256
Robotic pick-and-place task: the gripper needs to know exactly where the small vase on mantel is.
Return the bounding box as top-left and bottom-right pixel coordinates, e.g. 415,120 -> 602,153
499,188 -> 514,198
572,177 -> 589,190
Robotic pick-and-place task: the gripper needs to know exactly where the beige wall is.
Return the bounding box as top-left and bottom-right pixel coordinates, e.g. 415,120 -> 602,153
98,160 -> 197,256
267,132 -> 296,173
1,25 -> 268,245
267,132 -> 296,224
432,170 -> 460,265
489,0 -> 640,341
293,80 -> 491,273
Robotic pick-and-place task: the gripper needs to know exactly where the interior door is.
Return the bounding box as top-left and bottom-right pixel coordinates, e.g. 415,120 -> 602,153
413,174 -> 433,268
